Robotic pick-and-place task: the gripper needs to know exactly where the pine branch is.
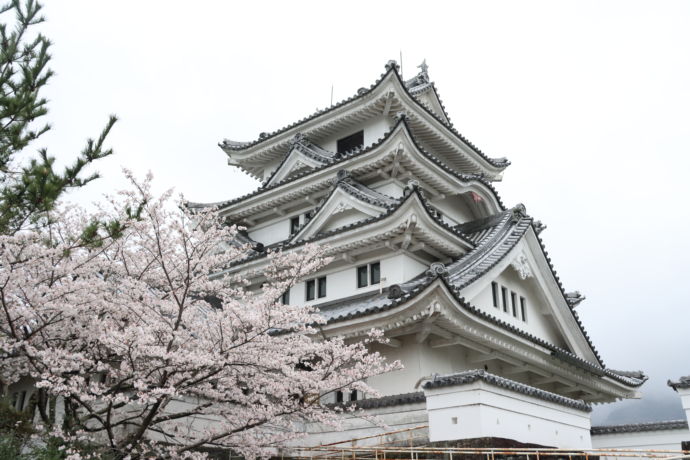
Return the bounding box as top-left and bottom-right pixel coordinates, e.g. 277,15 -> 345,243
0,1 -> 117,235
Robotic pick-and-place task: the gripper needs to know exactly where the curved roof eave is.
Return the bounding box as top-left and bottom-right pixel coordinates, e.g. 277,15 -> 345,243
220,62 -> 509,171
187,118 -> 507,215
314,212 -> 645,389
322,274 -> 645,389
221,186 -> 476,270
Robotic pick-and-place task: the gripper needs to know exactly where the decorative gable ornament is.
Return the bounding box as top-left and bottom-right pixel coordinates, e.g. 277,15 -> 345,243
332,202 -> 354,215
510,251 -> 533,280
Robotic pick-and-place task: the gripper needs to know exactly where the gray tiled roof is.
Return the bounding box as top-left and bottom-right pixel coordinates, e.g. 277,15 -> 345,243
227,184 -> 476,268
262,134 -> 339,186
337,175 -> 399,208
423,369 -> 592,412
345,391 -> 426,410
591,420 -> 689,435
669,376 -> 690,391
220,61 -> 509,169
188,118 -> 508,214
288,175 -> 401,243
313,204 -> 646,388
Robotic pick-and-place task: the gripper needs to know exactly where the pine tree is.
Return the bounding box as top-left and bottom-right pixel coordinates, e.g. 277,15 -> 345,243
0,0 -> 116,235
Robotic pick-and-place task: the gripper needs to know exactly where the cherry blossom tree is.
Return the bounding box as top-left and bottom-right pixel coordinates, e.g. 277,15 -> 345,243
0,172 -> 398,459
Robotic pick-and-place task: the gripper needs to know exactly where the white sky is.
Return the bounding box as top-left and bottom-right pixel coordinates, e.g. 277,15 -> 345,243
33,1 -> 690,422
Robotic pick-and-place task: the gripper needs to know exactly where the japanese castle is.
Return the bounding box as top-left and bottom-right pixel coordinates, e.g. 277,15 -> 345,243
190,60 -> 650,449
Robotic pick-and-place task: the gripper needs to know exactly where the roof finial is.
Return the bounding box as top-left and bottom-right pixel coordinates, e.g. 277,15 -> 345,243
418,59 -> 429,75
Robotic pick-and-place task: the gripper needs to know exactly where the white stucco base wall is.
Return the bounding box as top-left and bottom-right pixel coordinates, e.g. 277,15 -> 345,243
290,401 -> 428,449
425,380 -> 592,448
592,427 -> 689,460
678,387 -> 690,424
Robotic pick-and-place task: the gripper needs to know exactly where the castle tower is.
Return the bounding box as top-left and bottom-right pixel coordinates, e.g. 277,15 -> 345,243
189,61 -> 646,448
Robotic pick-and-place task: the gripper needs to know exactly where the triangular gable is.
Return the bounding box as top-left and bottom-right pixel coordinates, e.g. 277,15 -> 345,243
292,183 -> 390,241
265,135 -> 337,186
374,119 -> 504,217
266,148 -> 324,186
221,62 -> 508,180
461,229 -> 602,365
404,62 -> 450,123
410,85 -> 450,124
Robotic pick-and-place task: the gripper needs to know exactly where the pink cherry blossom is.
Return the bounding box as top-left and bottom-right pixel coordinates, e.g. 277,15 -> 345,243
0,172 -> 399,459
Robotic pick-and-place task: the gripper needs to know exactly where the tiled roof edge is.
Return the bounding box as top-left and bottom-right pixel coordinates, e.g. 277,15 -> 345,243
391,70 -> 509,169
224,185 -> 475,268
337,391 -> 426,411
669,376 -> 690,391
317,211 -> 640,387
423,369 -> 592,412
188,117 -> 506,213
591,420 -> 688,435
221,62 -> 509,170
531,227 -> 606,368
220,64 -> 397,151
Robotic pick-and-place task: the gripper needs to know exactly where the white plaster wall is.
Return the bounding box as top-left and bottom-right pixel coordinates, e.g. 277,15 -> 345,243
248,218 -> 291,246
470,267 -> 567,349
319,117 -> 392,152
678,387 -> 690,423
292,402 -> 429,449
368,337 -> 468,396
318,208 -> 371,234
247,211 -> 311,246
285,254 -> 427,307
592,428 -> 689,456
372,180 -> 404,199
431,195 -> 475,225
425,381 -> 592,448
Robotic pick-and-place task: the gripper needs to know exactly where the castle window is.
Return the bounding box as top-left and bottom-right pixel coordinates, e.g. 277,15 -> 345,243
337,130 -> 364,154
511,291 -> 518,317
336,391 -> 344,403
501,286 -> 508,312
370,262 -> 380,285
357,266 -> 368,288
306,277 -> 327,301
306,280 -> 315,300
357,262 -> 380,288
350,390 -> 358,401
281,289 -> 290,305
290,216 -> 300,235
520,297 -> 527,322
318,277 -> 327,298
491,282 -> 499,308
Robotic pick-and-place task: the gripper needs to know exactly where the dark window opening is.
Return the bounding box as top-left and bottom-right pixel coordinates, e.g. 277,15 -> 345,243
357,262 -> 380,288
337,130 -> 364,154
317,277 -> 327,298
357,265 -> 368,288
491,282 -> 499,308
511,292 -> 518,317
501,287 -> 508,312
336,391 -> 344,403
350,390 -> 358,401
281,289 -> 290,305
520,297 -> 527,322
370,262 -> 380,285
306,280 -> 315,301
290,216 -> 300,235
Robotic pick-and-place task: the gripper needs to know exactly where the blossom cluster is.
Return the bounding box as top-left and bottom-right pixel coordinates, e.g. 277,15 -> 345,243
0,173 -> 398,459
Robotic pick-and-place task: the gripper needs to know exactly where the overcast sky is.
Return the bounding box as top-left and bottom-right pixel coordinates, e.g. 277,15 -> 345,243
32,1 -> 690,423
